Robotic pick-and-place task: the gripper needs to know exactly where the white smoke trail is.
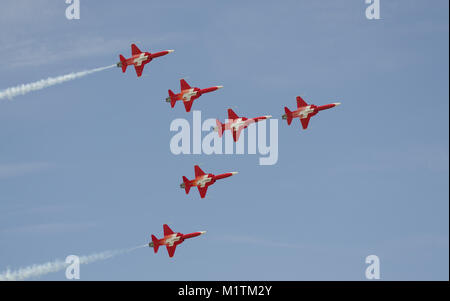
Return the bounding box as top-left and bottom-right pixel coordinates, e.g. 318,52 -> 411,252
0,244 -> 146,281
0,64 -> 115,100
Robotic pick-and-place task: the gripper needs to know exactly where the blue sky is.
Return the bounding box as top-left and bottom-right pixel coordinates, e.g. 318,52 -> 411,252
0,0 -> 448,280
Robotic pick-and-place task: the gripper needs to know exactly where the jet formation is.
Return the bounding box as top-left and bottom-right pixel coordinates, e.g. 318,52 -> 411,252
113,43 -> 341,257
149,224 -> 206,257
166,79 -> 223,112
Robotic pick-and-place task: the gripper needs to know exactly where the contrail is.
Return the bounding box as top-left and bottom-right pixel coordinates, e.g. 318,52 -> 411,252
0,64 -> 115,100
0,244 -> 146,281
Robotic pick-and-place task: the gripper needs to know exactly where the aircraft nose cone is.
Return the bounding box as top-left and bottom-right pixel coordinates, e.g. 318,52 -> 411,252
200,231 -> 207,235
231,172 -> 238,175
333,102 -> 341,106
216,85 -> 224,89
167,50 -> 175,53
265,115 -> 273,119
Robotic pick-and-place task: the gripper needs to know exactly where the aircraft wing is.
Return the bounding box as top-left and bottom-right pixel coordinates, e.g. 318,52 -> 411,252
194,165 -> 205,177
228,108 -> 239,120
166,245 -> 177,257
232,128 -> 243,142
180,79 -> 191,90
300,116 -> 311,130
134,65 -> 145,77
183,99 -> 194,112
163,224 -> 174,236
131,44 -> 142,55
296,96 -> 308,108
198,186 -> 208,198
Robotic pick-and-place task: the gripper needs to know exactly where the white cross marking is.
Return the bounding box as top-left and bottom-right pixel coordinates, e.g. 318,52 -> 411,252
299,106 -> 314,119
182,89 -> 197,102
197,175 -> 212,188
133,53 -> 148,66
230,118 -> 246,131
165,234 -> 181,246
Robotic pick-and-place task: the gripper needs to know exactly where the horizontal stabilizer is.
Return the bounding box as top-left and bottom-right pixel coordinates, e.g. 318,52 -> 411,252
119,55 -> 127,73
182,176 -> 191,194
168,90 -> 177,108
215,119 -> 225,137
151,235 -> 159,253
284,107 -> 293,125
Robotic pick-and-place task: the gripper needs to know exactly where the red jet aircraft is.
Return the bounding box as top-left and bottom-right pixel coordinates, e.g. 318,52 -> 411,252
282,96 -> 341,130
181,165 -> 238,198
149,224 -> 206,258
117,44 -> 174,77
215,109 -> 272,142
166,79 -> 223,112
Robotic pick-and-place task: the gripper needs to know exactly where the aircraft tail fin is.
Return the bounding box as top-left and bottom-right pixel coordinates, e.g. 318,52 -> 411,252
119,55 -> 127,72
284,107 -> 293,125
151,235 -> 159,253
168,90 -> 177,108
215,119 -> 225,137
182,176 -> 191,194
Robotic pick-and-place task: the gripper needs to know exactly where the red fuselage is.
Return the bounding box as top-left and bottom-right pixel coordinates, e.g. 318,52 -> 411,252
186,172 -> 235,190
171,86 -> 221,104
222,116 -> 271,133
290,103 -> 337,119
150,231 -> 203,248
121,50 -> 171,68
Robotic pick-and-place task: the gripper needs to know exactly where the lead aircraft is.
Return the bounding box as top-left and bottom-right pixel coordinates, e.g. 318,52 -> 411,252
282,96 -> 341,129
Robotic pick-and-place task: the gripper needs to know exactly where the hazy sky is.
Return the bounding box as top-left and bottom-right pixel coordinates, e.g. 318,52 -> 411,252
0,0 -> 448,280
